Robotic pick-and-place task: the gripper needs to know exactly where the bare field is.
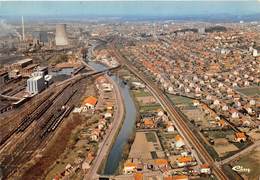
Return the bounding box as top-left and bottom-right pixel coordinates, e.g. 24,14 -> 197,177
213,138 -> 238,157
129,131 -> 164,161
232,146 -> 260,180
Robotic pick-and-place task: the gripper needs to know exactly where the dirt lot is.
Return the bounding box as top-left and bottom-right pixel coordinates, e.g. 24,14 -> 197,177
213,138 -> 238,157
183,109 -> 210,128
129,131 -> 164,161
21,115 -> 84,180
232,146 -> 260,180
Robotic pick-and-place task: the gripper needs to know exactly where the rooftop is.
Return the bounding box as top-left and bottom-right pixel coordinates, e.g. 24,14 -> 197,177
16,58 -> 33,65
84,96 -> 98,106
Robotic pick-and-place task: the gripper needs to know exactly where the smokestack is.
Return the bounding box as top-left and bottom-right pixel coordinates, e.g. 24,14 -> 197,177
55,24 -> 69,46
22,16 -> 25,41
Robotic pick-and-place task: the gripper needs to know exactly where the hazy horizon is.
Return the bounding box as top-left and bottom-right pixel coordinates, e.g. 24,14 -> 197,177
1,1 -> 260,22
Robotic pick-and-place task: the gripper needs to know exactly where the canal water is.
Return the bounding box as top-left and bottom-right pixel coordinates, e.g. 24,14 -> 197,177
88,61 -> 137,175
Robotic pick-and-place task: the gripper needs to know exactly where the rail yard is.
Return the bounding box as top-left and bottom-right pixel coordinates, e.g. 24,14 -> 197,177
1,75 -> 81,178
0,61 -> 120,179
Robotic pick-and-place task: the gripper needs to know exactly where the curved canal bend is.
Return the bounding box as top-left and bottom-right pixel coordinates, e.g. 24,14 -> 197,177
87,61 -> 137,175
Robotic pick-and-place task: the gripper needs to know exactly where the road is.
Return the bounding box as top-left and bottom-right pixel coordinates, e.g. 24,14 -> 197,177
84,70 -> 125,180
110,44 -> 229,180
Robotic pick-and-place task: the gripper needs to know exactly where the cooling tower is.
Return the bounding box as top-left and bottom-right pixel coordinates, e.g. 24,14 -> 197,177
55,24 -> 69,46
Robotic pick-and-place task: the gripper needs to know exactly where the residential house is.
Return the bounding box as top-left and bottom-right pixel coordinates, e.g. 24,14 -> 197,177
104,111 -> 113,119
98,119 -> 106,130
154,159 -> 168,169
177,156 -> 193,167
200,164 -> 211,174
167,124 -> 175,133
192,100 -> 200,106
102,83 -> 113,92
230,109 -> 239,119
90,129 -> 101,142
84,96 -> 98,109
143,119 -> 155,128
123,161 -> 137,174
234,132 -> 246,142
217,120 -> 226,128
106,102 -> 114,110
240,117 -> 251,127
175,135 -> 185,149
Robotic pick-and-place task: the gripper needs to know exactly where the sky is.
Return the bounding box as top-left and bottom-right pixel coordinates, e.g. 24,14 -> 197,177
0,1 -> 260,21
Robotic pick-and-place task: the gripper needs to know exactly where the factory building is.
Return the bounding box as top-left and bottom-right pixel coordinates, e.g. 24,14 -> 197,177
44,75 -> 53,86
32,71 -> 45,78
55,24 -> 69,46
27,76 -> 45,94
0,71 -> 9,85
32,31 -> 49,45
37,66 -> 48,76
39,31 -> 48,43
13,58 -> 33,69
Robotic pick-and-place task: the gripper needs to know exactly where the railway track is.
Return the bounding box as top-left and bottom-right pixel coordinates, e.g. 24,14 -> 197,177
110,45 -> 229,180
0,66 -> 121,178
0,81 -> 71,147
0,81 -> 77,178
0,92 -> 54,147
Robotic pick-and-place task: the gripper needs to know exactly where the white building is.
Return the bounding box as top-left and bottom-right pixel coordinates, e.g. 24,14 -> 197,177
123,162 -> 137,174
167,125 -> 175,133
27,76 -> 45,94
252,48 -> 260,57
44,75 -> 53,85
32,71 -> 44,77
200,164 -> 211,174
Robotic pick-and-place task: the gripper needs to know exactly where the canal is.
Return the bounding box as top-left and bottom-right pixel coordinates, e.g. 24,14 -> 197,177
87,61 -> 137,175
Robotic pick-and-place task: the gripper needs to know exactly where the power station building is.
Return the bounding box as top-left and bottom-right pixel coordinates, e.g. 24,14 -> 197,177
55,24 -> 69,46
27,76 -> 45,94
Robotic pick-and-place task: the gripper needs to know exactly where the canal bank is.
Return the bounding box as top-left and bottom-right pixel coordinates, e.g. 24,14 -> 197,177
87,61 -> 137,176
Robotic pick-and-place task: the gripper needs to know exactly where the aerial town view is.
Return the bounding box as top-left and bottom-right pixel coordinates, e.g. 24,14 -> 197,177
0,1 -> 259,180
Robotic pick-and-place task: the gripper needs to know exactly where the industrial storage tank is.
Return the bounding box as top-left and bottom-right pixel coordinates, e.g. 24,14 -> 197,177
55,24 -> 69,46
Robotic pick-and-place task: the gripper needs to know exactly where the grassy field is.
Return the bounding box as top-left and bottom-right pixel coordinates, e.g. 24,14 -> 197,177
206,130 -> 235,139
145,132 -> 157,143
140,104 -> 161,112
132,89 -> 151,97
167,94 -> 194,106
236,87 -> 260,97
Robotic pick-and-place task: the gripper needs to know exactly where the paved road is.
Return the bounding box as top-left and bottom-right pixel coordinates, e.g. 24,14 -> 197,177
84,71 -> 125,180
110,44 -> 229,180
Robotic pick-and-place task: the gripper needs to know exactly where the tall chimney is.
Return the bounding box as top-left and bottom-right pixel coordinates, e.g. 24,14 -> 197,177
22,16 -> 25,41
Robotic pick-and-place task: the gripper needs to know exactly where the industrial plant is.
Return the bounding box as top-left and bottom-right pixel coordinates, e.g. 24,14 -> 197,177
55,24 -> 69,46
